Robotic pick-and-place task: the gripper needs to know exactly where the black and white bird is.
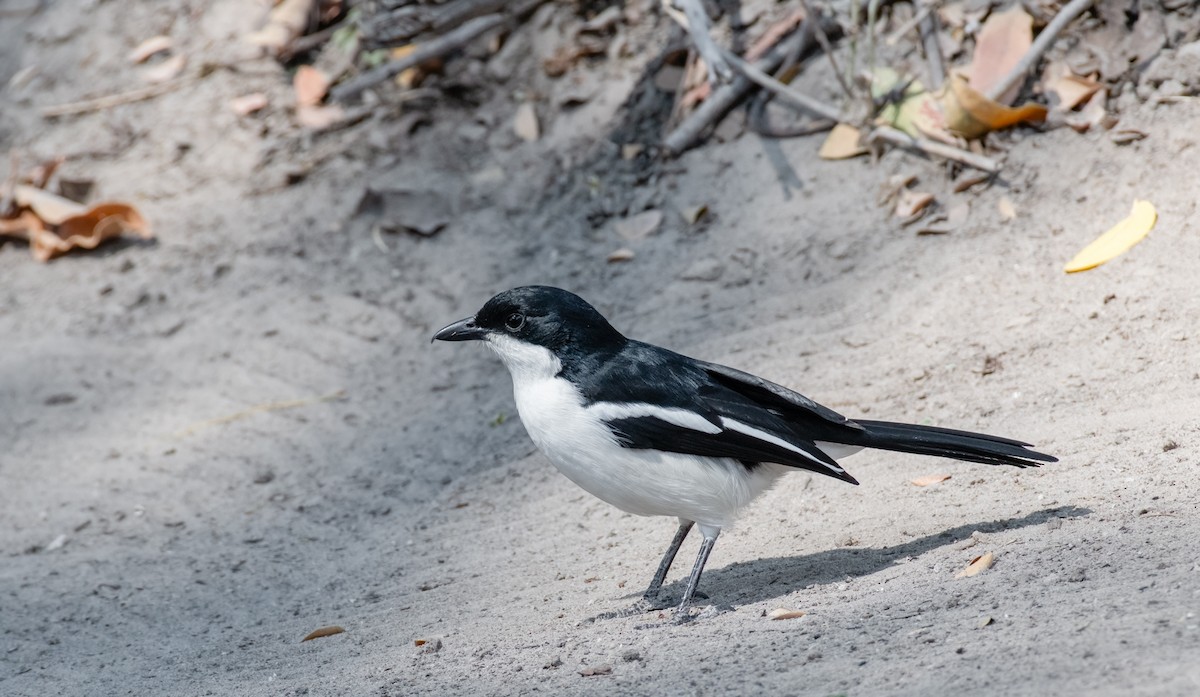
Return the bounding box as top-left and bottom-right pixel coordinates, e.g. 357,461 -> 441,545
434,286 -> 1056,616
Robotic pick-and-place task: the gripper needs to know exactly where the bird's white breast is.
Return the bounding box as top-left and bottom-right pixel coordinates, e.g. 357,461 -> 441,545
485,335 -> 784,528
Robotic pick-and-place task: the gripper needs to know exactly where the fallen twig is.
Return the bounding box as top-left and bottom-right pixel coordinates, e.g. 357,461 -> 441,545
869,126 -> 1000,172
986,0 -> 1094,103
721,49 -> 841,122
664,0 -> 733,83
41,76 -> 194,117
331,13 -> 507,101
663,18 -> 842,154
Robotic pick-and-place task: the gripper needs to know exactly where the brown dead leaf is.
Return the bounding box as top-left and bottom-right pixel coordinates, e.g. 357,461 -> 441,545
953,171 -> 992,193
767,608 -> 807,620
955,551 -> 995,578
514,102 -> 540,142
1064,90 -> 1109,133
3,188 -> 151,262
1110,128 -> 1147,145
1043,63 -> 1103,111
295,104 -> 344,129
129,36 -> 172,64
969,6 -> 1033,105
942,74 -> 1047,139
912,474 -> 952,486
895,190 -> 934,220
818,124 -> 868,160
542,38 -> 608,78
141,53 -> 186,84
230,93 -> 269,116
294,65 -> 329,107
247,0 -> 316,55
301,625 -> 345,642
579,665 -> 613,677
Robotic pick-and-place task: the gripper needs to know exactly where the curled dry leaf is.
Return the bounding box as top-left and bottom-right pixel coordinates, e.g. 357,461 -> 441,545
1043,62 -> 1103,111
767,608 -> 806,620
955,551 -> 995,578
606,248 -> 635,263
3,184 -> 152,262
942,74 -> 1047,139
895,190 -> 934,220
129,36 -> 172,64
1110,128 -> 1147,145
141,53 -> 186,84
912,474 -> 952,486
969,6 -> 1033,105
294,65 -> 329,107
230,93 -> 269,116
514,102 -> 540,142
247,0 -> 316,55
579,665 -> 613,677
1064,200 -> 1156,273
301,625 -> 345,642
818,124 -> 868,160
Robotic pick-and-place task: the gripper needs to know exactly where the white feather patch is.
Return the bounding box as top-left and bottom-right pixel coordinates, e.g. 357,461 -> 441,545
587,402 -> 721,434
720,418 -> 846,473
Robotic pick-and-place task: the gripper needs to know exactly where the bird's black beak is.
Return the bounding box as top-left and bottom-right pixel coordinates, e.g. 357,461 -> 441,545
433,317 -> 486,342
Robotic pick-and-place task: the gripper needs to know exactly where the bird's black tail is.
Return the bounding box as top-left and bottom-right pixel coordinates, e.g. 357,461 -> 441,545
850,420 -> 1057,468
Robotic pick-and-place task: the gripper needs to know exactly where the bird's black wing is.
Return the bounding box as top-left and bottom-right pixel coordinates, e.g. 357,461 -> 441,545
577,342 -> 861,484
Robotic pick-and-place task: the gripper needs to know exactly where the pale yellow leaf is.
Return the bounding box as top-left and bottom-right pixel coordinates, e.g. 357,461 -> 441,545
818,124 -> 867,160
998,196 -> 1016,221
1064,200 -> 1156,273
301,625 -> 345,642
767,608 -> 807,620
514,102 -> 540,142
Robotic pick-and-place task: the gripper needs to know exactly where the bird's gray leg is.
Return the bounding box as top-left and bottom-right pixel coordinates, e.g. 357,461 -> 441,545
644,519 -> 694,600
675,529 -> 719,619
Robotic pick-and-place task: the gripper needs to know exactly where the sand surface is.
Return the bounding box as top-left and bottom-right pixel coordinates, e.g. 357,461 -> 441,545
2,2 -> 1198,695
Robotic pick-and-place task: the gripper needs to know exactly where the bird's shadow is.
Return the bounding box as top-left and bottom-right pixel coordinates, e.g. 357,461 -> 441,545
651,505 -> 1090,609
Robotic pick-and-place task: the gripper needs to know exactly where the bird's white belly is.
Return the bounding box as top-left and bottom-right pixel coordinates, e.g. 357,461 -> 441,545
511,375 -> 784,528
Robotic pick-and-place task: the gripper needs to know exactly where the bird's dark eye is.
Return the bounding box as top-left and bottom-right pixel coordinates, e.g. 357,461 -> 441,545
504,312 -> 525,332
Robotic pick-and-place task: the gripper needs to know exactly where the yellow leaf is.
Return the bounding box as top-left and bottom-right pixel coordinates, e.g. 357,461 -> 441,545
818,124 -> 867,160
767,608 -> 807,620
942,74 -> 1046,139
955,551 -> 995,578
1064,200 -> 1157,273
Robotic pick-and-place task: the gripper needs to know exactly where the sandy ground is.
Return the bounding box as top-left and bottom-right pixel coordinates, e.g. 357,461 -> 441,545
2,2 -> 1199,696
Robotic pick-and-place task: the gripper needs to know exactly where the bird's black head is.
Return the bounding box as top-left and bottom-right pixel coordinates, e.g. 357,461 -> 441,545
433,286 -> 625,356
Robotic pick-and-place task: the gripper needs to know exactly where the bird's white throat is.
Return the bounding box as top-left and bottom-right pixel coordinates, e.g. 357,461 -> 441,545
484,333 -> 563,381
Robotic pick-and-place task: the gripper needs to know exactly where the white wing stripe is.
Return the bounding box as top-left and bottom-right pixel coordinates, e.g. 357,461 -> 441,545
587,402 -> 722,435
721,418 -> 846,473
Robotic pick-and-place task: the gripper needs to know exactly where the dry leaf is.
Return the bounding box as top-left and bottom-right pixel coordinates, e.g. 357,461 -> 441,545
745,10 -> 806,62
943,74 -> 1047,139
295,104 -> 344,129
129,36 -> 172,64
615,210 -> 663,241
141,53 -> 186,84
681,204 -> 709,224
621,144 -> 644,160
767,608 -> 806,620
953,171 -> 991,193
389,45 -> 423,88
912,474 -> 952,486
14,184 -> 85,223
294,65 -> 329,107
413,639 -> 426,646
872,68 -> 946,139
247,0 -> 316,55
301,625 -> 345,642
969,6 -> 1033,105
579,665 -> 613,677
1064,200 -> 1156,273
955,551 -> 995,578
818,124 -> 868,160
606,248 -> 635,263
997,196 -> 1017,221
978,616 -> 995,628
514,102 -> 540,142
895,190 -> 934,219
230,93 -> 269,116
1043,63 -> 1103,111
1064,90 -> 1109,133
1110,128 -> 1147,145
